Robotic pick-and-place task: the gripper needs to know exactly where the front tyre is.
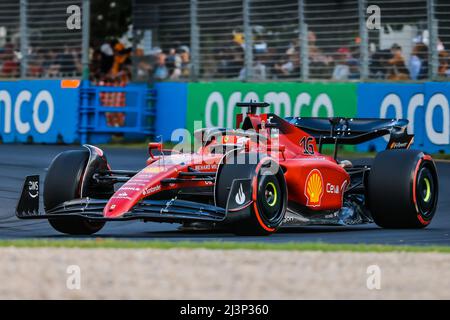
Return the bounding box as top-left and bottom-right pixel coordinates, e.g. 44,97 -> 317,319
44,150 -> 105,235
216,153 -> 287,235
368,150 -> 438,228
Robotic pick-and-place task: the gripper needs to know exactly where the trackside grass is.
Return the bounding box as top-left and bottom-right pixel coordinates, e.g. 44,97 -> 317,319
0,239 -> 449,253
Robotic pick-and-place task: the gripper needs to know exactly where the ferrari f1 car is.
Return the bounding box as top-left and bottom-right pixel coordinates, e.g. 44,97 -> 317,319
16,101 -> 439,235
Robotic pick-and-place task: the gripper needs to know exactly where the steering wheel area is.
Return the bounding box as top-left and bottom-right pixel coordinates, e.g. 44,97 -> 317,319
194,128 -> 268,153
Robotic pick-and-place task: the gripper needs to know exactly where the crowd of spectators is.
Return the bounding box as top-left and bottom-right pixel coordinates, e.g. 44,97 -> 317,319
0,43 -> 19,77
370,41 -> 450,80
198,30 -> 359,80
198,30 -> 354,80
1,31 -> 450,82
89,39 -> 191,82
90,39 -> 132,84
0,43 -> 81,78
197,30 -> 450,81
132,44 -> 191,81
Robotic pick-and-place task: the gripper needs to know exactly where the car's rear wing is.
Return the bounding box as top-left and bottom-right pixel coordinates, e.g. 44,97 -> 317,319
285,117 -> 414,150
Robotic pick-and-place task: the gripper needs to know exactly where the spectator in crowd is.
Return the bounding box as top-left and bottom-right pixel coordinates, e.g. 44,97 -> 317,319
166,47 -> 181,79
43,49 -> 61,78
215,46 -> 231,77
153,50 -> 169,80
136,59 -> 153,80
259,46 -> 277,78
386,43 -> 410,80
0,43 -> 19,78
439,50 -> 450,78
308,31 -> 334,79
90,39 -> 132,80
369,48 -> 391,79
273,46 -> 300,79
202,29 -> 243,78
100,40 -> 115,74
55,46 -> 77,76
178,45 -> 191,78
409,43 -> 428,80
27,48 -> 44,78
111,42 -> 131,76
211,29 -> 271,79
253,25 -> 268,55
239,52 -> 267,80
347,39 -> 361,79
131,45 -> 151,80
332,47 -> 351,80
347,58 -> 360,79
331,44 -> 360,80
210,30 -> 245,78
232,29 -> 245,48
228,43 -> 245,78
165,45 -> 190,80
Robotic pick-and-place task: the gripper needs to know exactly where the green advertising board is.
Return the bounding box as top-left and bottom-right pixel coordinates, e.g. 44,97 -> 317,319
186,82 -> 357,134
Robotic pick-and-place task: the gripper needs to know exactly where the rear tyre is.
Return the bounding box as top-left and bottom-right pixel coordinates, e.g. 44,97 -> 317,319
368,149 -> 438,228
44,150 -> 105,235
216,153 -> 287,236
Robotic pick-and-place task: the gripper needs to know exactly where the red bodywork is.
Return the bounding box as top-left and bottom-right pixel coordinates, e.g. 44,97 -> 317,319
103,112 -> 350,218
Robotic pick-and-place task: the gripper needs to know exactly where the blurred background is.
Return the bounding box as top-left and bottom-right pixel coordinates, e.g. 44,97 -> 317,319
1,0 -> 450,82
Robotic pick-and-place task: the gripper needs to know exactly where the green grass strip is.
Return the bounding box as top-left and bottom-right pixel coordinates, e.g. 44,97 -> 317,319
0,239 -> 449,253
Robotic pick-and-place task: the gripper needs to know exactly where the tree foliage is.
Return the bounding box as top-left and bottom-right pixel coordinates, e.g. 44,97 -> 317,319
90,0 -> 131,45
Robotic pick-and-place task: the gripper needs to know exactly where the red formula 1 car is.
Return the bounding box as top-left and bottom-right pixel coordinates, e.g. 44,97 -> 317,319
16,102 -> 439,235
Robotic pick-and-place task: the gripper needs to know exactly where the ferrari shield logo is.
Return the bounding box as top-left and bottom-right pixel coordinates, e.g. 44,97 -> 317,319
304,169 -> 324,207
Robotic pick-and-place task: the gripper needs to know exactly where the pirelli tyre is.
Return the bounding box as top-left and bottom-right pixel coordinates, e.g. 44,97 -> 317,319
367,149 -> 438,228
44,150 -> 106,235
216,152 -> 287,236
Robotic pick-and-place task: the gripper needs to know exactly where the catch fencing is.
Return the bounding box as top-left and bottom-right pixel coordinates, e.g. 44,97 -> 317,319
132,0 -> 450,81
0,0 -> 85,79
2,0 -> 450,82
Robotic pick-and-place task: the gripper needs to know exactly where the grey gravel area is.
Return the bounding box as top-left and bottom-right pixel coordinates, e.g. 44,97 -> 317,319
1,248 -> 449,299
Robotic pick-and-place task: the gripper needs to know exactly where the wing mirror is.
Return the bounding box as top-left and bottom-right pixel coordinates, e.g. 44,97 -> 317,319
148,142 -> 162,158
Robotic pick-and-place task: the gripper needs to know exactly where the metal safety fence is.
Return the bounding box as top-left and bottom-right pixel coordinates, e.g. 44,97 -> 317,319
0,0 -> 84,79
0,1 -> 20,78
132,0 -> 450,82
2,0 -> 450,81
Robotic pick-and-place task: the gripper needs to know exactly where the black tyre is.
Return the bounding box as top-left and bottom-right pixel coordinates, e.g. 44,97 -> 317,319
368,149 -> 438,228
216,153 -> 287,235
44,150 -> 105,235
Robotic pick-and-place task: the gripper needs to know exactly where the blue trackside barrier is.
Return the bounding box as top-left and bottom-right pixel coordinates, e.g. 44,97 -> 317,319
0,80 -> 79,144
357,82 -> 450,153
2,80 -> 450,155
79,81 -> 156,144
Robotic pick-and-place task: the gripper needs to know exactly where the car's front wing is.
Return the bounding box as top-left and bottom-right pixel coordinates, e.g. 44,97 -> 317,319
16,176 -> 226,223
17,197 -> 226,223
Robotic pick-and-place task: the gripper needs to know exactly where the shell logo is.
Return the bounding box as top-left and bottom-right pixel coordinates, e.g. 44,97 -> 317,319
305,169 -> 324,207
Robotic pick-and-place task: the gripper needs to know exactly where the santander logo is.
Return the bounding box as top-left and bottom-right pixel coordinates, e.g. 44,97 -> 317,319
142,184 -> 162,196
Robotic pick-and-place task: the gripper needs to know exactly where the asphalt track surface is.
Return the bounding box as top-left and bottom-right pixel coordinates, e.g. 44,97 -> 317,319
0,144 -> 449,245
